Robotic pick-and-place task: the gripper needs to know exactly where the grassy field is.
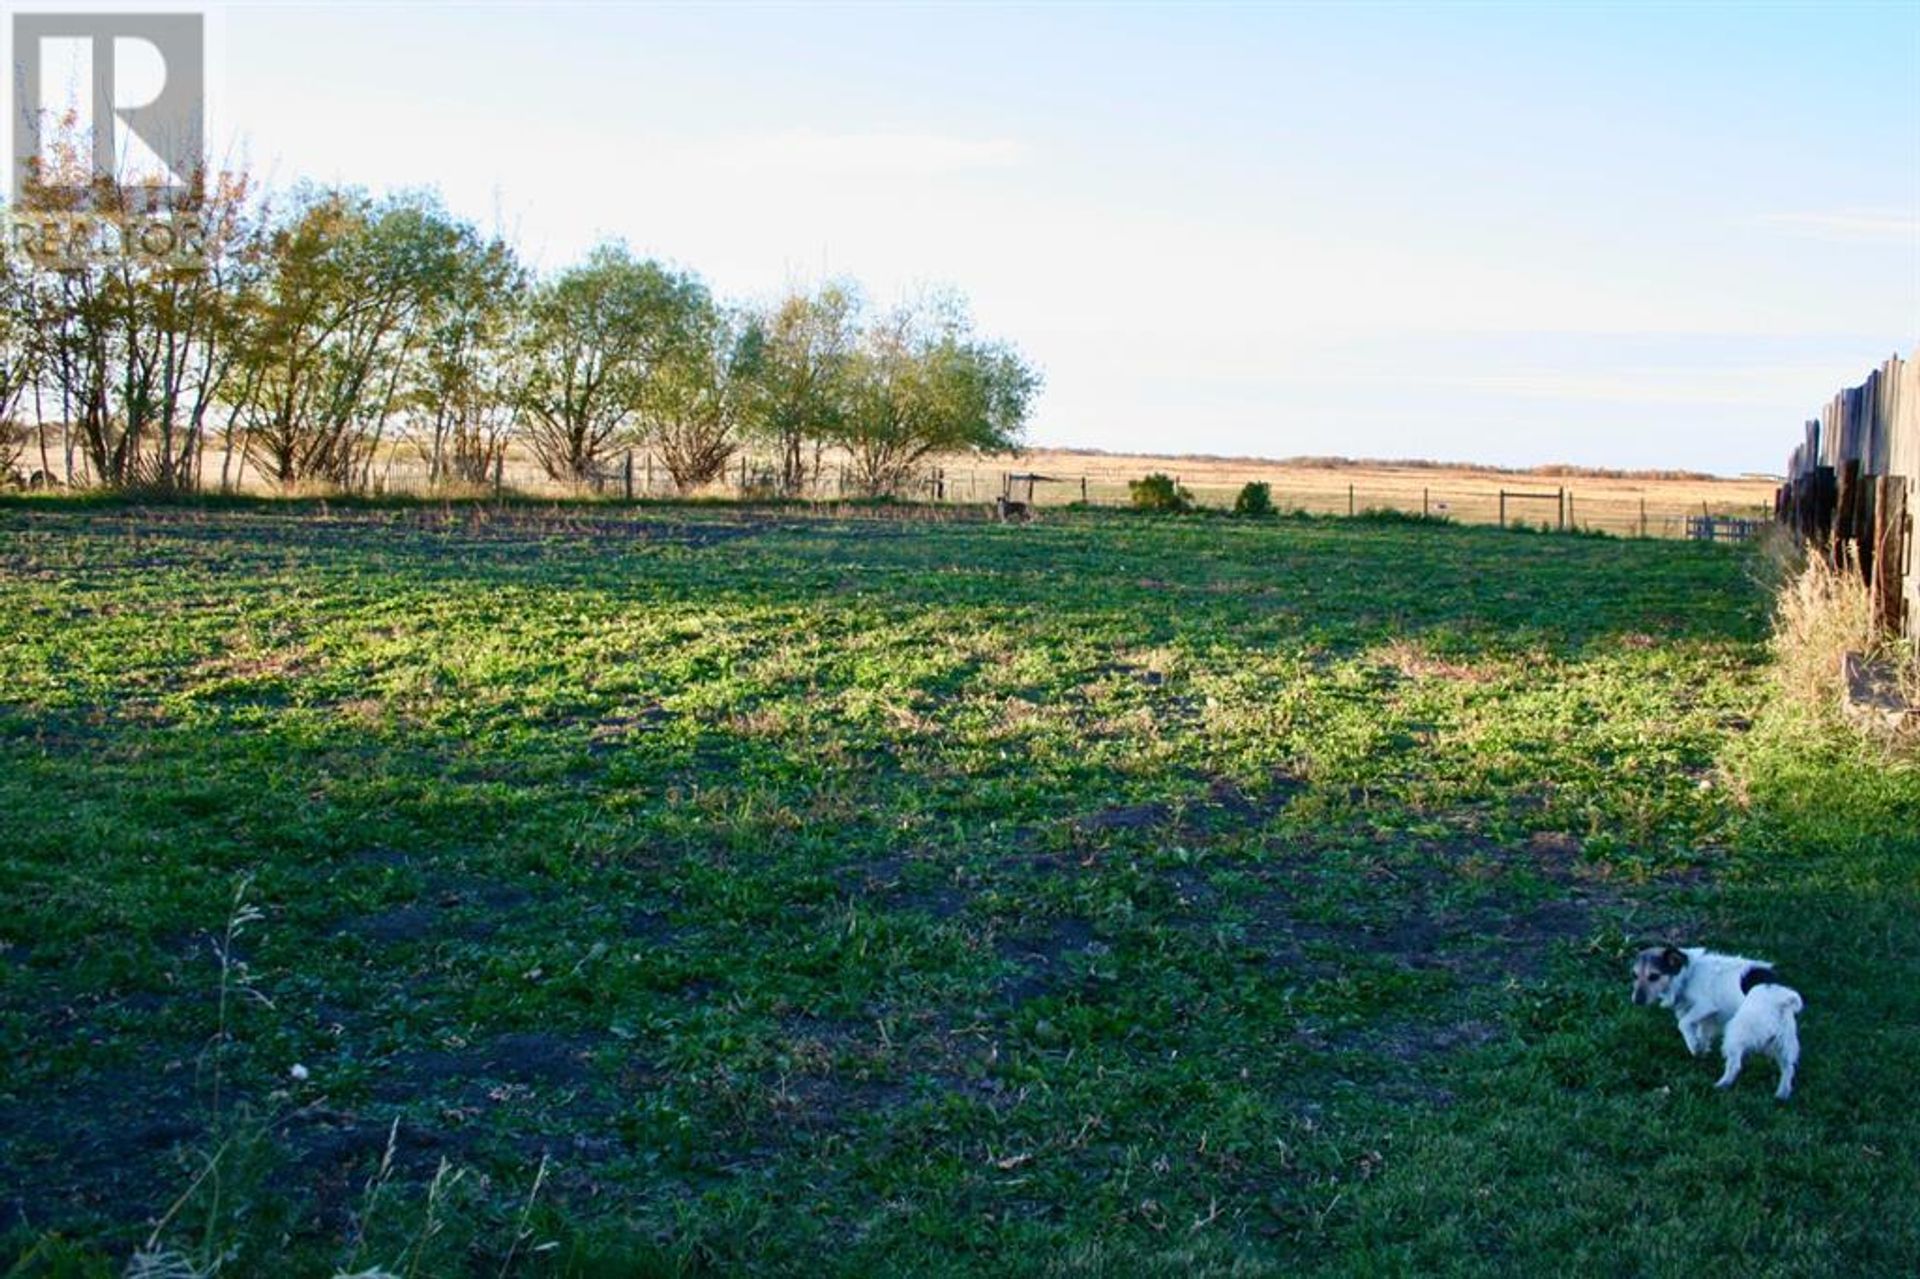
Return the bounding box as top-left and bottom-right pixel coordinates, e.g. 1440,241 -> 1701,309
1,499 -> 1915,1276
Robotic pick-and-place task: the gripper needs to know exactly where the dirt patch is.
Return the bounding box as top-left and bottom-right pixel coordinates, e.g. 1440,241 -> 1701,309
1076,802 -> 1173,833
0,1063 -> 205,1241
331,876 -> 537,946
995,916 -> 1102,1004
1180,769 -> 1308,838
373,1031 -> 598,1103
586,705 -> 675,754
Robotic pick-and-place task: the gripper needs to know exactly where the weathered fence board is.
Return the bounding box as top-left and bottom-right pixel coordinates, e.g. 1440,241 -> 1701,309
1778,347 -> 1920,646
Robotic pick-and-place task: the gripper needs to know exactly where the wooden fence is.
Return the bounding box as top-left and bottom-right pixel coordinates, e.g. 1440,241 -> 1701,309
1776,346 -> 1920,643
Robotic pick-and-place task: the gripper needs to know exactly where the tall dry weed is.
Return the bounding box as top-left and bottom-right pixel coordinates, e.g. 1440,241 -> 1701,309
1763,531 -> 1916,742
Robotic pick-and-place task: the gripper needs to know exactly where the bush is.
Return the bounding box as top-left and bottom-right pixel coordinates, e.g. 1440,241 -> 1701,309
1129,473 -> 1194,513
1233,481 -> 1274,517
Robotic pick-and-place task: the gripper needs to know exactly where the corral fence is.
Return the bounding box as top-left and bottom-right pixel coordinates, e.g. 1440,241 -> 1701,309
1775,346 -> 1920,643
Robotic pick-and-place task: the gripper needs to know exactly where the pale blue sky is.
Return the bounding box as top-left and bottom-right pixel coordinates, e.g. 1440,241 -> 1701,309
212,3 -> 1920,471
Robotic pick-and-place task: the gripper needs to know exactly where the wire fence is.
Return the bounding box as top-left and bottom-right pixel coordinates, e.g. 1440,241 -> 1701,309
13,441 -> 1774,542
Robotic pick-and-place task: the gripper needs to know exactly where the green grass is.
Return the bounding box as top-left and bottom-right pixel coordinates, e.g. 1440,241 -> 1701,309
1,500 -> 1915,1276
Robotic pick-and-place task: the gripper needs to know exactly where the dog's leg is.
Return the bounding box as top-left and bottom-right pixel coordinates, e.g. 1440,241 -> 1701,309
1774,1027 -> 1799,1101
1681,1013 -> 1717,1056
1714,1041 -> 1745,1090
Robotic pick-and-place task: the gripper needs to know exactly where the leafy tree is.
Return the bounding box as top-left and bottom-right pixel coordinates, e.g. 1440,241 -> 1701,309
640,303 -> 759,493
14,112 -> 263,491
518,244 -> 706,484
839,296 -> 1038,497
741,282 -> 859,495
0,244 -> 39,483
238,188 -> 469,488
407,229 -> 527,487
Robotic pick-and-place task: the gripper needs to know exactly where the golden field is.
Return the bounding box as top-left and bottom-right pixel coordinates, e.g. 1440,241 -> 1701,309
17,437 -> 1778,538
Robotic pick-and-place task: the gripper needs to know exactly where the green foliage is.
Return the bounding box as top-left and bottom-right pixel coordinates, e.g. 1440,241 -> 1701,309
1129,471 -> 1195,512
837,294 -> 1041,497
739,282 -> 860,496
242,187 -> 481,489
1233,480 -> 1274,516
2,501 -> 1912,1274
517,244 -> 709,483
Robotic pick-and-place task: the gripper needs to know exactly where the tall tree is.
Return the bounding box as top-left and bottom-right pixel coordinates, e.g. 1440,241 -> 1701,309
839,296 -> 1039,496
406,228 -> 526,487
741,282 -> 859,495
238,188 -> 468,488
639,304 -> 759,493
14,113 -> 262,491
0,243 -> 39,483
518,245 -> 707,484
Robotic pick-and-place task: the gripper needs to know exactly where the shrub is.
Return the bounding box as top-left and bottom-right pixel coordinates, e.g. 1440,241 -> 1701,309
1233,481 -> 1274,517
1129,473 -> 1194,513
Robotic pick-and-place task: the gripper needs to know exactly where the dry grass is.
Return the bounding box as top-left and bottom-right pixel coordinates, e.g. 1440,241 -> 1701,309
26,433 -> 1777,539
981,448 -> 1775,535
1766,535 -> 1918,746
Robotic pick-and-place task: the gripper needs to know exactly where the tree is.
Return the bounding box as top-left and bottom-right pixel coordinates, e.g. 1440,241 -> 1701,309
238,188 -> 469,489
13,111 -> 263,491
639,303 -> 759,493
406,229 -> 526,487
0,244 -> 39,484
741,282 -> 858,495
518,245 -> 706,484
839,296 -> 1039,497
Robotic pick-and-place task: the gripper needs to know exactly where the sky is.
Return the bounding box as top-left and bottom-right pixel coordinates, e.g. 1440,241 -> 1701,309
29,2 -> 1920,472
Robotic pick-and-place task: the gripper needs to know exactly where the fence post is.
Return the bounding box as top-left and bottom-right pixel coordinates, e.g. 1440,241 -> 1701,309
1348,483 -> 1355,517
1422,487 -> 1428,518
624,450 -> 633,501
1081,476 -> 1088,504
493,450 -> 504,500
1640,497 -> 1647,538
1557,487 -> 1566,531
646,452 -> 653,493
1566,491 -> 1575,530
1498,490 -> 1506,527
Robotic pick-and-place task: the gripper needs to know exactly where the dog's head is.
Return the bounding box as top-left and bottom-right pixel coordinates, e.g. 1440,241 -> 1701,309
1630,945 -> 1688,1006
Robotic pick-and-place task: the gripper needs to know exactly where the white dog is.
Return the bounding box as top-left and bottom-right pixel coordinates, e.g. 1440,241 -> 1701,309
1630,945 -> 1802,1099
1630,945 -> 1775,1052
1714,983 -> 1802,1100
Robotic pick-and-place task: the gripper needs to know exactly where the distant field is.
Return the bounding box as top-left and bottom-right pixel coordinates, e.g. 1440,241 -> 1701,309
2,500 -> 1914,1275
938,449 -> 1778,536
18,438 -> 1777,538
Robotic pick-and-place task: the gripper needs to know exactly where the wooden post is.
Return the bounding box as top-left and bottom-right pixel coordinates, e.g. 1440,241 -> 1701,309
1498,490 -> 1506,527
1422,487 -> 1428,518
493,450 -> 504,500
646,452 -> 653,493
1081,476 -> 1088,504
624,450 -> 634,501
1640,497 -> 1647,538
1348,483 -> 1355,517
1557,487 -> 1566,531
1871,476 -> 1905,634
740,454 -> 748,492
1833,461 -> 1859,568
1566,491 -> 1574,530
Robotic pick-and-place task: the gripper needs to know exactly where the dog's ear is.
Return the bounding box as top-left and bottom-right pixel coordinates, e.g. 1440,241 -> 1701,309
1657,946 -> 1687,975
